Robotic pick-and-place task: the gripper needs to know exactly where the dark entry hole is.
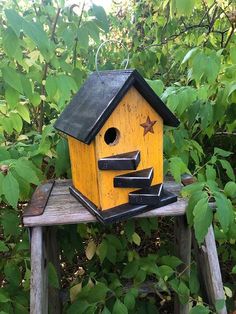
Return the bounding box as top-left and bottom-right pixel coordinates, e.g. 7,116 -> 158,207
104,127 -> 120,146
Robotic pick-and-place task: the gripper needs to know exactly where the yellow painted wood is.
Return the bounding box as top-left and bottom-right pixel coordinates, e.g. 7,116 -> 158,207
95,87 -> 163,210
68,136 -> 100,208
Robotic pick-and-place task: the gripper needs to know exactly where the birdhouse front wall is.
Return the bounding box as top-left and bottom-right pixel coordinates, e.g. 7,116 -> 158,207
68,136 -> 100,208
95,86 -> 163,210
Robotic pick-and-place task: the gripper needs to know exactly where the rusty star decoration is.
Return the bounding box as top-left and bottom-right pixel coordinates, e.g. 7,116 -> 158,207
140,116 -> 157,136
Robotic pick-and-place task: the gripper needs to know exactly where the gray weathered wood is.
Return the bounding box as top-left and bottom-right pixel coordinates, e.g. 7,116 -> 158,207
194,225 -> 227,314
30,227 -> 48,314
45,227 -> 61,314
23,180 -> 186,227
174,215 -> 192,314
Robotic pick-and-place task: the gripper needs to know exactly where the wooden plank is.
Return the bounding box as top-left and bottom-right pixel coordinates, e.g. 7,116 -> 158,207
23,180 -> 186,227
174,215 -> 192,314
45,227 -> 61,314
30,227 -> 48,314
194,225 -> 227,314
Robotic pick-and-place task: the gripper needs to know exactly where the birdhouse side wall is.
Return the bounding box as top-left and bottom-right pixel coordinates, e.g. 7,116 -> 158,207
68,136 -> 100,208
95,86 -> 163,210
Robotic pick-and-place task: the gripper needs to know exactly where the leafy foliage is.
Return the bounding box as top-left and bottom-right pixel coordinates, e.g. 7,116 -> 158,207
0,0 -> 235,313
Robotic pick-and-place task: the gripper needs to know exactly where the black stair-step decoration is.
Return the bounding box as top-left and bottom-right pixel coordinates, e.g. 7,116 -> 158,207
70,185 -> 177,224
114,167 -> 153,188
129,184 -> 163,205
98,151 -> 140,170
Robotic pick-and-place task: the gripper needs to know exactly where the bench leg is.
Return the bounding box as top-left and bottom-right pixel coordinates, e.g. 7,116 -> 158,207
45,227 -> 62,314
174,215 -> 192,314
30,227 -> 48,314
194,225 -> 227,314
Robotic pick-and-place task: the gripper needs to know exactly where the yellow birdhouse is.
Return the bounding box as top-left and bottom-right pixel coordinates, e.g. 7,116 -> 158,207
54,69 -> 179,223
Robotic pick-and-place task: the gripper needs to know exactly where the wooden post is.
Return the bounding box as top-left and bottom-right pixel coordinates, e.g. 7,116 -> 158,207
45,227 -> 61,314
194,225 -> 227,314
174,215 -> 192,314
30,227 -> 48,314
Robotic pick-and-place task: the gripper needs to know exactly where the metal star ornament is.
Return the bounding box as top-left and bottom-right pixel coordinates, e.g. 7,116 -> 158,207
140,116 -> 157,136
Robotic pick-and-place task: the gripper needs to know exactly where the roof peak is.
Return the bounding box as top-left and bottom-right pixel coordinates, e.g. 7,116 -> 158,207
54,69 -> 179,144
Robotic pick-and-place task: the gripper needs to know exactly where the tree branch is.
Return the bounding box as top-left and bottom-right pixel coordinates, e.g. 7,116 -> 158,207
38,7 -> 61,133
72,1 -> 85,68
224,26 -> 235,47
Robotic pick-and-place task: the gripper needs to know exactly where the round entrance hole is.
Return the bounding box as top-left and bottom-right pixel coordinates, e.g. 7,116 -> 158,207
104,127 -> 120,146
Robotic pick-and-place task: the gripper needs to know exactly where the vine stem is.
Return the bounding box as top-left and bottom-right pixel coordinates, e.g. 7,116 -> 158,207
38,7 -> 61,134
73,1 -> 85,68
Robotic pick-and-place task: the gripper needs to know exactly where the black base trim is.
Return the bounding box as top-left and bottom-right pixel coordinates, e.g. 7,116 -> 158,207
69,186 -> 177,224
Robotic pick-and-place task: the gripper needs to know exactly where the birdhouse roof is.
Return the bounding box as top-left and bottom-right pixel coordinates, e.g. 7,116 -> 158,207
54,69 -> 179,144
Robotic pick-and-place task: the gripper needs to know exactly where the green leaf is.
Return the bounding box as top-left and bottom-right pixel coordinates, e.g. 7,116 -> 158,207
0,173 -> 4,196
192,52 -> 220,83
215,299 -> 225,311
77,27 -> 89,50
159,265 -> 175,280
190,305 -> 210,314
134,269 -> 146,284
17,104 -> 30,123
190,265 -> 200,294
55,138 -> 70,177
181,182 -> 205,197
2,172 -> 19,208
45,76 -> 58,99
181,47 -> 199,64
92,5 -> 109,32
48,262 -> 59,289
132,232 -> 141,246
87,283 -> 109,303
177,281 -> 189,304
230,46 -> 236,64
146,79 -> 164,95
206,165 -> 216,181
86,21 -> 100,43
122,261 -> 139,279
3,27 -> 20,58
9,112 -> 23,133
21,76 -> 33,99
214,192 -> 233,232
96,239 -> 108,263
0,289 -> 11,303
2,67 -> 23,94
14,159 -> 39,185
232,265 -> 236,274
219,159 -> 235,181
112,299 -> 128,314
0,148 -> 11,162
214,147 -> 233,157
1,211 -> 20,237
67,300 -> 90,314
102,307 -> 111,314
4,262 -> 21,286
169,157 -> 190,183
0,241 -> 9,253
224,181 -> 236,198
186,191 -> 207,226
5,9 -> 23,36
5,86 -> 19,109
193,196 -> 213,243
124,292 -> 135,310
175,0 -> 195,16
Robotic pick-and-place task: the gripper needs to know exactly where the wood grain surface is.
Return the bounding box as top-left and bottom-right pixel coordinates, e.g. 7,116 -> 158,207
23,179 -> 186,227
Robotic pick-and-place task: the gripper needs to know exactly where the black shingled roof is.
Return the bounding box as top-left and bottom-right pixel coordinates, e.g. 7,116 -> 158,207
54,69 -> 179,144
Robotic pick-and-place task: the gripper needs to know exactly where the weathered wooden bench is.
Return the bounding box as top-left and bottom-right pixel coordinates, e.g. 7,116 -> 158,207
23,179 -> 227,314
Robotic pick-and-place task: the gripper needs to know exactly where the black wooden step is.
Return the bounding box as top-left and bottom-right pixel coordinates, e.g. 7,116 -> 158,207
114,168 -> 153,188
129,184 -> 163,205
98,151 -> 140,170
